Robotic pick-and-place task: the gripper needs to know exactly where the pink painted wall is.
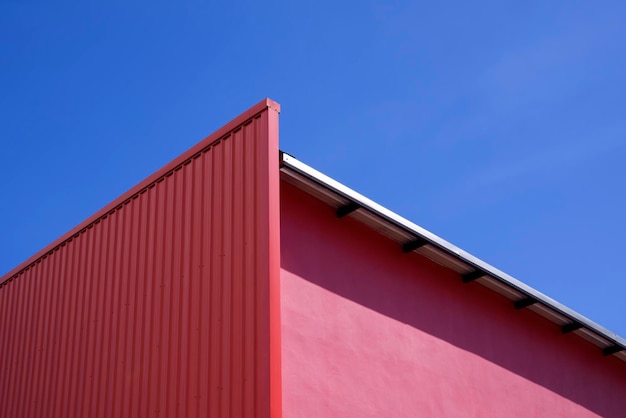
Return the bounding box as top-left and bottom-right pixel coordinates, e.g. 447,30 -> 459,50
280,181 -> 626,417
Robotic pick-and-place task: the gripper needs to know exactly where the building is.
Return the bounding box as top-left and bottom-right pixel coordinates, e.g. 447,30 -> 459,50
1,99 -> 625,417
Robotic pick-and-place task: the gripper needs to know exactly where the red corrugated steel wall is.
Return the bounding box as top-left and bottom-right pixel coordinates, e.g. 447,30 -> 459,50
0,99 -> 282,418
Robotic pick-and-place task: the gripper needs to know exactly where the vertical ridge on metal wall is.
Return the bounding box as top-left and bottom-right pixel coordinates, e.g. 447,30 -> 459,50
0,99 -> 282,418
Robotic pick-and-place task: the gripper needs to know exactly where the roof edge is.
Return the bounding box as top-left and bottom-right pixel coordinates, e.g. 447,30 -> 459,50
0,98 -> 280,285
279,152 -> 626,353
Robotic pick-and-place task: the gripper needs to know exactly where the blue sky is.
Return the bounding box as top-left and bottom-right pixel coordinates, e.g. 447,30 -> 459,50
2,1 -> 625,336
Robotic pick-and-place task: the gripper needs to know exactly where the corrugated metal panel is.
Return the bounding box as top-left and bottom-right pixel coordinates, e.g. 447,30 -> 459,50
0,99 -> 282,418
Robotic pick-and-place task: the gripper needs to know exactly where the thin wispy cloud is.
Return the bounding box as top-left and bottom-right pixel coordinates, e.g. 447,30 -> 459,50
461,122 -> 626,192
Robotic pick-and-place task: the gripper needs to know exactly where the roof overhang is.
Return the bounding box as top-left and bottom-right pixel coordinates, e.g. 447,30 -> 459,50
279,151 -> 626,362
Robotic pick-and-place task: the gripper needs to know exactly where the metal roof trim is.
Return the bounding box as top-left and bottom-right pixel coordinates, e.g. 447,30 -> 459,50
280,152 -> 626,352
0,99 -> 279,285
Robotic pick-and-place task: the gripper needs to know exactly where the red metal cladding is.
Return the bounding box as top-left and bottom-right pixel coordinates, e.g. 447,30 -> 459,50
0,99 -> 282,418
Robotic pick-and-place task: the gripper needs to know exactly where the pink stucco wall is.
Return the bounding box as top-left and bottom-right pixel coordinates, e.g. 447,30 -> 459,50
280,181 -> 626,417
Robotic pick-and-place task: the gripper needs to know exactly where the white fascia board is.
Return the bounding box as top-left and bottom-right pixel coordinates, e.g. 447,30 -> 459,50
280,152 -> 626,350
